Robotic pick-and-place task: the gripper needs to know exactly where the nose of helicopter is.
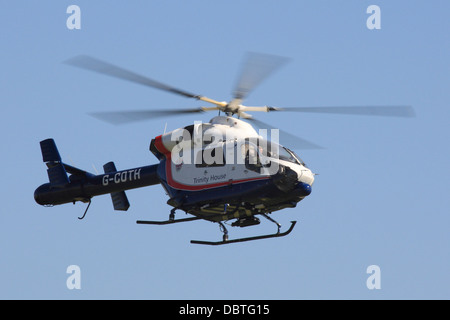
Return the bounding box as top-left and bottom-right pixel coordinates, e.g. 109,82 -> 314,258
299,169 -> 315,186
296,169 -> 314,196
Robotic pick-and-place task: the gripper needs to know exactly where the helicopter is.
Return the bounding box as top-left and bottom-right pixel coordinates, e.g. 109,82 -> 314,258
34,53 -> 414,245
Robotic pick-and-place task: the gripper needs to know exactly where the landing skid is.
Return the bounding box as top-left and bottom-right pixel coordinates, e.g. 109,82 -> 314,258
136,208 -> 202,225
136,208 -> 297,245
191,221 -> 297,246
137,217 -> 201,225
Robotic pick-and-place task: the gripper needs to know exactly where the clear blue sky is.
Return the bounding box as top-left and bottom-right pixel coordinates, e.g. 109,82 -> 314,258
1,1 -> 449,299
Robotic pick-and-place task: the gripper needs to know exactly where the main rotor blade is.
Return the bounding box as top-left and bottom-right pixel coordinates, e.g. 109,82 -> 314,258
65,55 -> 225,106
89,107 -> 210,125
246,117 -> 323,150
272,105 -> 415,118
233,52 -> 290,101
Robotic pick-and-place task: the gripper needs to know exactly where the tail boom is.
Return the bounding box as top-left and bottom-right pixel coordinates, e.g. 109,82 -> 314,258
34,164 -> 160,206
34,139 -> 160,207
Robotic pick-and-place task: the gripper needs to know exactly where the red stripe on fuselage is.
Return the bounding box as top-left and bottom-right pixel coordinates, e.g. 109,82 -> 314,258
154,135 -> 170,154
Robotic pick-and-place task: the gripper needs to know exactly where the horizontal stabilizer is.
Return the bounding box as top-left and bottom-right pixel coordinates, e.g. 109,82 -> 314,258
103,161 -> 130,211
110,191 -> 130,211
103,161 -> 117,174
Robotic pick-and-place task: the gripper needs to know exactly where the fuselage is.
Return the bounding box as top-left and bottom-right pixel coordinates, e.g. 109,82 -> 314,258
150,116 -> 314,221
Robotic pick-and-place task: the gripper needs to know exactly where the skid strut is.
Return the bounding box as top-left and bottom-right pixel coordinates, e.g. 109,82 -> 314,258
261,213 -> 281,233
219,222 -> 229,242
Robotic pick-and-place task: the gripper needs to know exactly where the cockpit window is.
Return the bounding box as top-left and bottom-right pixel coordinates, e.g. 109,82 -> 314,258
248,138 -> 306,166
285,148 -> 306,167
277,147 -> 298,163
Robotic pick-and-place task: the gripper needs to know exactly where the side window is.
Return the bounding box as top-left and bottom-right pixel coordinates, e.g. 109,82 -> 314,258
195,147 -> 225,168
241,142 -> 261,173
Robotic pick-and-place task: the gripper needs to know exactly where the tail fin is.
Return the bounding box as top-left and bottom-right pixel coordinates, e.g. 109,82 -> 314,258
40,139 -> 70,188
40,138 -> 62,163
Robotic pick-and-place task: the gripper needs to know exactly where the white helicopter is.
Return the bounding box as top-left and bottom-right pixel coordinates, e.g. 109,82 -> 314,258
34,53 -> 414,245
